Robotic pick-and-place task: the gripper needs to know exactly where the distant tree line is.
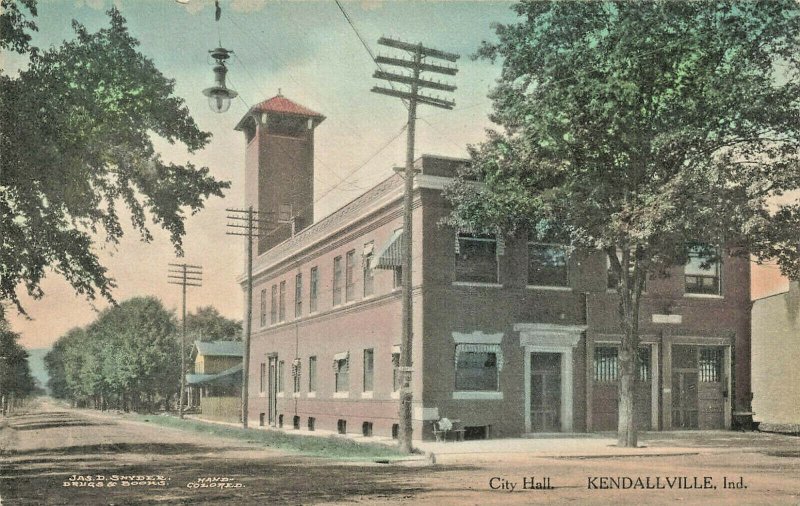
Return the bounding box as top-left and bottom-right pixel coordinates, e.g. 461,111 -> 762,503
0,319 -> 37,414
45,298 -> 240,413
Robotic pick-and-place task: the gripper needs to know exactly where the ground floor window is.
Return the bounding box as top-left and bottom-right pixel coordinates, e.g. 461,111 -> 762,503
334,354 -> 349,392
454,344 -> 503,391
699,348 -> 723,383
593,346 -> 650,382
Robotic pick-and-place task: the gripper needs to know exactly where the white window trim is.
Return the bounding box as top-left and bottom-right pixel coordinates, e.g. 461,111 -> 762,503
361,391 -> 373,399
307,392 -> 316,398
452,391 -> 504,400
526,285 -> 572,292
684,293 -> 724,299
333,391 -> 349,399
292,392 -> 300,398
452,281 -> 503,288
390,391 -> 400,399
276,392 -> 284,398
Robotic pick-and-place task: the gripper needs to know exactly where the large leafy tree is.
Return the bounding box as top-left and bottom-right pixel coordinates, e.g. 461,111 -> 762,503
44,297 -> 178,411
186,306 -> 242,342
0,321 -> 36,414
0,3 -> 229,316
447,0 -> 800,446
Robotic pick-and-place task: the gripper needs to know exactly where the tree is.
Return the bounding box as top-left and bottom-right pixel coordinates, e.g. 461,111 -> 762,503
0,4 -> 229,317
186,306 -> 242,342
44,297 -> 178,412
0,321 -> 36,414
446,0 -> 800,447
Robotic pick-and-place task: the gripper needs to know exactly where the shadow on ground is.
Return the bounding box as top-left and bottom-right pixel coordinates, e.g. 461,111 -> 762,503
1,453 -> 465,505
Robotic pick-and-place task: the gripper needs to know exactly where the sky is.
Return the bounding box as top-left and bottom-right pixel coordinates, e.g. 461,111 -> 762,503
5,0 -> 791,349
6,0 -> 521,349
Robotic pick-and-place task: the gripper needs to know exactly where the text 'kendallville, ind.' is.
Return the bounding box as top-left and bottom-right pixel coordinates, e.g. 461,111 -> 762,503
587,476 -> 748,490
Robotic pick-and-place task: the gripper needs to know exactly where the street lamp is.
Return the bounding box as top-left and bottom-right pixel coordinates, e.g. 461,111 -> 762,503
202,47 -> 238,114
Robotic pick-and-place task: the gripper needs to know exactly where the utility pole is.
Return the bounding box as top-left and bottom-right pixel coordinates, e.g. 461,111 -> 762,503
372,37 -> 459,453
168,262 -> 202,419
227,207 -> 293,428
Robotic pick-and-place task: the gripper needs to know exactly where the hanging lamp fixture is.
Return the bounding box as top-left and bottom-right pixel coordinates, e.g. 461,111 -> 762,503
202,1 -> 237,113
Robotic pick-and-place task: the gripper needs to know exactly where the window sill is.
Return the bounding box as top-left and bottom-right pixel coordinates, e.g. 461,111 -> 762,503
292,392 -> 300,398
390,391 -> 400,399
333,391 -> 349,399
277,392 -> 284,398
258,392 -> 266,398
361,391 -> 373,399
307,392 -> 316,398
684,293 -> 723,299
526,285 -> 571,291
452,281 -> 503,288
452,391 -> 504,400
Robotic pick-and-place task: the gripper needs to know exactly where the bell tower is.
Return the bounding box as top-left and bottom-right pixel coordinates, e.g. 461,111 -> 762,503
235,93 -> 325,254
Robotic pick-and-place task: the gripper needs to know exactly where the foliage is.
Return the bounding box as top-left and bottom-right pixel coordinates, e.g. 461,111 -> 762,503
447,0 -> 800,446
0,0 -> 37,54
44,297 -> 178,412
0,5 -> 229,317
186,306 -> 242,341
0,320 -> 37,410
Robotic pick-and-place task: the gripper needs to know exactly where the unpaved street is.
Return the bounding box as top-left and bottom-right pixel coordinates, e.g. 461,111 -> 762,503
2,400 -> 799,505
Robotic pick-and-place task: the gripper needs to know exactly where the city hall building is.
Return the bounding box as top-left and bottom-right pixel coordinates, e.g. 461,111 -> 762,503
237,95 -> 752,440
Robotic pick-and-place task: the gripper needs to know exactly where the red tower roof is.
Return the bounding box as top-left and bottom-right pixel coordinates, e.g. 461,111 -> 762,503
235,94 -> 325,131
253,95 -> 324,118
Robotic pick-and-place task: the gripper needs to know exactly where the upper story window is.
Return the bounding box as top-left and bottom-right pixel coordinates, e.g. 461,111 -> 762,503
455,233 -> 498,284
333,256 -> 343,306
363,242 -> 375,297
278,281 -> 286,322
685,246 -> 721,295
309,266 -> 318,313
528,243 -> 569,287
270,284 -> 277,324
345,249 -> 356,302
295,273 -> 302,318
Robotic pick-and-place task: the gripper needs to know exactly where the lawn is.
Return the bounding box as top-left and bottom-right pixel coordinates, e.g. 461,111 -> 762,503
130,414 -> 409,461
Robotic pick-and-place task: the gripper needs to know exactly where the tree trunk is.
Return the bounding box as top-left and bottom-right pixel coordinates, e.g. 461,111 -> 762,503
617,345 -> 638,447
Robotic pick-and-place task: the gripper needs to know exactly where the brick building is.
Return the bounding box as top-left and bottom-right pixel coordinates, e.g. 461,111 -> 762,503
237,95 -> 752,439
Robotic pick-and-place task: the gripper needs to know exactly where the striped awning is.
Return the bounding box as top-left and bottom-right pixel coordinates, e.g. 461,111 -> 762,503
370,229 -> 403,270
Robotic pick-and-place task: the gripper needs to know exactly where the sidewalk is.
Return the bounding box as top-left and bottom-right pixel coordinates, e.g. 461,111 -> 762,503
180,414 -> 719,464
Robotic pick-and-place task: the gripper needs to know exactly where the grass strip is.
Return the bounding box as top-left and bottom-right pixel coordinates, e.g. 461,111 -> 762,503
130,414 -> 408,461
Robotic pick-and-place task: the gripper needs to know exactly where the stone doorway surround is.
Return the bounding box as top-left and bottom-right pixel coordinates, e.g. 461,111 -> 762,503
515,323 -> 587,433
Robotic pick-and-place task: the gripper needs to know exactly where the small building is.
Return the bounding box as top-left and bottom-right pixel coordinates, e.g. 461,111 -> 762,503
237,95 -> 752,439
752,281 -> 800,430
186,340 -> 243,423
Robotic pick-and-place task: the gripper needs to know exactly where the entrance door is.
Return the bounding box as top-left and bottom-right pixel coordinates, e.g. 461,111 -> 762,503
530,353 -> 561,432
672,370 -> 699,429
268,356 -> 278,426
671,345 -> 725,429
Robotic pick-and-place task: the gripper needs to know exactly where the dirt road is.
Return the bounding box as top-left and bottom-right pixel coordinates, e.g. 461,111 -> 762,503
2,401 -> 799,505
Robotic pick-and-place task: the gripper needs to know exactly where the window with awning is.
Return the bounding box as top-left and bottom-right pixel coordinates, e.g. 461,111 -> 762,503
454,343 -> 503,391
371,228 -> 403,270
